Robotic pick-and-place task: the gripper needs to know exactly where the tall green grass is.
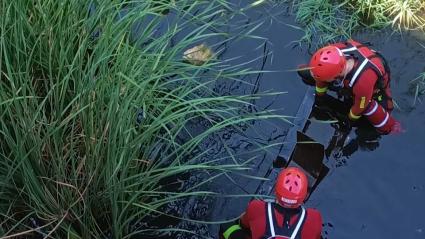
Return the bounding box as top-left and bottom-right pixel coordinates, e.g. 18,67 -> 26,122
293,0 -> 359,45
281,0 -> 425,46
353,0 -> 425,30
0,0 -> 288,238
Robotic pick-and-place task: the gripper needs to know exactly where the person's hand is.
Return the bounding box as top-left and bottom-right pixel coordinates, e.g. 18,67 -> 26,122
377,119 -> 404,135
314,94 -> 326,108
339,116 -> 353,132
389,120 -> 404,135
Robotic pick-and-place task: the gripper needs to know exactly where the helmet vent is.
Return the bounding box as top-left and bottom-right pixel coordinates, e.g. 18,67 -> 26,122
276,167 -> 308,208
323,57 -> 328,60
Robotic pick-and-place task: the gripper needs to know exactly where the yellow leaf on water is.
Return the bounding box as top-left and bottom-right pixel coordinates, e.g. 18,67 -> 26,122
183,44 -> 214,66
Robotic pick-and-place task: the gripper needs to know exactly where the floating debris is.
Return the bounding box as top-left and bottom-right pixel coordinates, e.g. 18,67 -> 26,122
183,44 -> 214,66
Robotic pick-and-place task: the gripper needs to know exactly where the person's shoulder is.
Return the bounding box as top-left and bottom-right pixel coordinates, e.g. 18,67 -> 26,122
247,199 -> 266,210
306,208 -> 322,216
244,199 -> 267,219
305,208 -> 323,224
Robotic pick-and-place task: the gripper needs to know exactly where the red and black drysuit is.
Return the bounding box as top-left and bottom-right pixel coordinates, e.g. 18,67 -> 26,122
314,39 -> 396,134
221,200 -> 322,239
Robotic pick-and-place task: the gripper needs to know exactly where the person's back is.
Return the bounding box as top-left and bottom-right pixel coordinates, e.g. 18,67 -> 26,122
220,167 -> 323,239
240,200 -> 322,239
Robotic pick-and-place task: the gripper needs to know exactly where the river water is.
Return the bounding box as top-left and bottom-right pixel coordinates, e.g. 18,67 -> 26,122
204,2 -> 425,239
137,2 -> 425,239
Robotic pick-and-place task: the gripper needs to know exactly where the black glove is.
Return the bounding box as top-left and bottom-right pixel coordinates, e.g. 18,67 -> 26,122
314,94 -> 330,110
339,116 -> 353,132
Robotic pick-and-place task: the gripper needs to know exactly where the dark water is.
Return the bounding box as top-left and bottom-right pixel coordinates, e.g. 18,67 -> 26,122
307,32 -> 425,238
22,2 -> 425,239
128,2 -> 425,239
203,2 -> 425,239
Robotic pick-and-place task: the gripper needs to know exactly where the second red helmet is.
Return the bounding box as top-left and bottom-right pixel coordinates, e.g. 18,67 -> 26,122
275,167 -> 308,208
309,46 -> 346,82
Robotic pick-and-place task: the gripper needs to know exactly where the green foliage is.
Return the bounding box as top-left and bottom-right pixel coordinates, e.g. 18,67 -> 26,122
286,0 -> 425,46
0,0 -> 288,238
294,0 -> 359,45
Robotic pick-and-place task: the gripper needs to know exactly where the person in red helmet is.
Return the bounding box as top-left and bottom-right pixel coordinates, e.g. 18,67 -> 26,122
298,39 -> 402,135
219,167 -> 322,239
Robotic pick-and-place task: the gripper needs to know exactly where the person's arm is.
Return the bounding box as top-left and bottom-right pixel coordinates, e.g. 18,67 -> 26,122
221,201 -> 256,239
315,80 -> 330,97
240,203 -> 252,229
384,84 -> 394,112
240,200 -> 263,233
315,212 -> 323,239
349,70 -> 376,120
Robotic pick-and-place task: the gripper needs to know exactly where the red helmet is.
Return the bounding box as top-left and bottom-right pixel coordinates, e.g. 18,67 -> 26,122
275,167 -> 308,208
309,46 -> 346,82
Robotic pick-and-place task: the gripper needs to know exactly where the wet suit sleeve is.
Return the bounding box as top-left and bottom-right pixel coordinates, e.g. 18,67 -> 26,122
240,200 -> 266,238
240,200 -> 260,229
315,81 -> 329,96
349,69 -> 377,120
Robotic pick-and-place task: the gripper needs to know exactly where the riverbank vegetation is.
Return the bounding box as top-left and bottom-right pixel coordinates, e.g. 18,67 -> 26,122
284,0 -> 425,45
0,0 -> 286,238
283,0 -> 425,103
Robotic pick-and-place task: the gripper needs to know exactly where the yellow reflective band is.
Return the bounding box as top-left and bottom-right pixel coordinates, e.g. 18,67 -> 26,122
349,110 -> 361,120
360,96 -> 366,109
315,86 -> 328,93
223,225 -> 242,239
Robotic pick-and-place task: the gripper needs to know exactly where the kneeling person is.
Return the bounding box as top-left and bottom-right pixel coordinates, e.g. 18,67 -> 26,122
298,39 -> 401,134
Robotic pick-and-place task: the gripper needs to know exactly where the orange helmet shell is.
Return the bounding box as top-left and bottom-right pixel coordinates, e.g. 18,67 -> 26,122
309,46 -> 346,82
275,167 -> 308,208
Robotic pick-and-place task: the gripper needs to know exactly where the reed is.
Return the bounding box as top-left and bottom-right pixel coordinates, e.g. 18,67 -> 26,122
287,0 -> 425,45
0,0 -> 289,238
